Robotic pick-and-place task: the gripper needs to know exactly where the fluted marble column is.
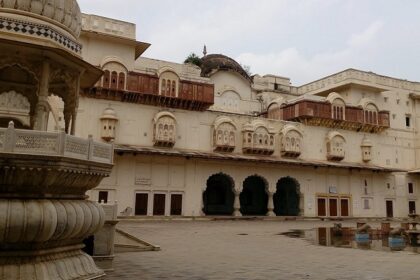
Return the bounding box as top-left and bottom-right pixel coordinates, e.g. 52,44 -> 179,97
267,191 -> 276,216
233,189 -> 242,217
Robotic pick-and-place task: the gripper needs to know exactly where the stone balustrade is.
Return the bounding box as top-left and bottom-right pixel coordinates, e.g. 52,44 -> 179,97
0,122 -> 113,164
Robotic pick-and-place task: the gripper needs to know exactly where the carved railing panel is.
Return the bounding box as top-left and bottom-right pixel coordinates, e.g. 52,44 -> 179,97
0,125 -> 113,164
64,134 -> 90,160
91,141 -> 114,163
14,130 -> 60,155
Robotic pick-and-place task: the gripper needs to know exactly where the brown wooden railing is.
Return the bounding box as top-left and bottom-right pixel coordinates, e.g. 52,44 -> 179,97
83,72 -> 214,111
271,100 -> 390,133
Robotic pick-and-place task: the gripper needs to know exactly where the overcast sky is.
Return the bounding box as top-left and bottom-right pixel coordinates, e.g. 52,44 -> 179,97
78,0 -> 420,85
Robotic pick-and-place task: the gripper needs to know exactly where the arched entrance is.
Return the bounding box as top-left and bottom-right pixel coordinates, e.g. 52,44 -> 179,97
274,177 -> 300,216
203,173 -> 234,215
240,175 -> 268,215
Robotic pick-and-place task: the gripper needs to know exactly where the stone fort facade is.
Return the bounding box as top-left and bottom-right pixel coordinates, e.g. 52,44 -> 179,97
9,12 -> 420,219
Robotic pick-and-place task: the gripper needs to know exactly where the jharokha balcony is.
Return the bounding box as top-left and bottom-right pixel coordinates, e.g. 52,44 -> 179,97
82,71 -> 215,111
269,99 -> 390,133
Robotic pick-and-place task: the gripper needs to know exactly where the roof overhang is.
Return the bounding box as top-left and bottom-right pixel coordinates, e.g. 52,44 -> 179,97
0,36 -> 103,88
114,144 -> 403,173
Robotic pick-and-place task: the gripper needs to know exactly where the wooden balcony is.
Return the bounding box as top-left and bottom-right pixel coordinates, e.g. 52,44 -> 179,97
273,100 -> 390,133
82,72 -> 214,111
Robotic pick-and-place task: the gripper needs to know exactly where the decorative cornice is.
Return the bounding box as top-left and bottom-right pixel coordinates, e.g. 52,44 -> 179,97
0,16 -> 82,54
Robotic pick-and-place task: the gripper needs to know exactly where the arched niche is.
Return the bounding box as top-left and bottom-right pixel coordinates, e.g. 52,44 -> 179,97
217,90 -> 241,112
267,98 -> 285,120
280,125 -> 303,158
326,131 -> 346,161
358,98 -> 379,125
0,64 -> 38,129
0,91 -> 31,128
101,61 -> 128,90
153,111 -> 177,147
327,92 -> 346,120
242,120 -> 275,155
158,69 -> 180,97
213,116 -> 237,152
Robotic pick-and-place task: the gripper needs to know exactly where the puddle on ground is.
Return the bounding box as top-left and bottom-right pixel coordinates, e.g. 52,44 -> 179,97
281,228 -> 420,254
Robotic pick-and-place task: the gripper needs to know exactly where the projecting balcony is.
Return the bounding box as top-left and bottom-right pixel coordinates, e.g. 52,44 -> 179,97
274,100 -> 390,133
83,72 -> 214,111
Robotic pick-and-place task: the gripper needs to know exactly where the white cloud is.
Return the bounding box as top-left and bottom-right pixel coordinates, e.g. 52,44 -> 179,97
236,20 -> 385,84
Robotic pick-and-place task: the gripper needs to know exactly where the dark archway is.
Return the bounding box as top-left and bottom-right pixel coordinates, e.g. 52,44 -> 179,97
203,173 -> 234,215
0,118 -> 25,129
240,175 -> 268,215
274,177 -> 300,216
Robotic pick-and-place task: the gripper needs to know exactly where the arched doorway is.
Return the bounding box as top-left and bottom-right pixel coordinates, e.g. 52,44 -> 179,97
203,173 -> 234,215
274,177 -> 300,216
240,176 -> 268,215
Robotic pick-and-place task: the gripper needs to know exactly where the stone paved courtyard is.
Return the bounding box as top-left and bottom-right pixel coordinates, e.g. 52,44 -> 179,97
107,220 -> 420,280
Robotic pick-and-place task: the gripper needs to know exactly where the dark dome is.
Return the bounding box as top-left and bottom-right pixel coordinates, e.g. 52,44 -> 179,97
201,54 -> 251,82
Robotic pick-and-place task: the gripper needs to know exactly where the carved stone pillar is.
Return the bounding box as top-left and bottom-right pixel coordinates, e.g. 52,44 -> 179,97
267,191 -> 276,216
70,78 -> 80,135
33,60 -> 50,131
233,189 -> 242,217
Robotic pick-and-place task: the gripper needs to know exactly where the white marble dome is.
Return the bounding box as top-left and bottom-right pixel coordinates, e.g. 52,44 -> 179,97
0,0 -> 82,37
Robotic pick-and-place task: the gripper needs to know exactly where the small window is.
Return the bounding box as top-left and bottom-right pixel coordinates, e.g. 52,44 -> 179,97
408,183 -> 414,194
98,191 -> 108,204
409,201 -> 416,214
387,183 -> 391,189
363,199 -> 370,209
406,116 -> 411,127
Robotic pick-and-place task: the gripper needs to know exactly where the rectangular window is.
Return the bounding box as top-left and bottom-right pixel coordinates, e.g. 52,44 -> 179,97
363,199 -> 370,209
406,116 -> 411,127
98,191 -> 108,204
409,201 -> 416,214
408,183 -> 414,194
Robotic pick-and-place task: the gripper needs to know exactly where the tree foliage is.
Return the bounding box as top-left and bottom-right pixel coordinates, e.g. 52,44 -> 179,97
184,53 -> 202,67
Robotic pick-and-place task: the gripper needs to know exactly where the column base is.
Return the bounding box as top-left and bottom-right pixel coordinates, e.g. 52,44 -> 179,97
0,246 -> 105,280
233,209 -> 242,217
267,210 -> 276,217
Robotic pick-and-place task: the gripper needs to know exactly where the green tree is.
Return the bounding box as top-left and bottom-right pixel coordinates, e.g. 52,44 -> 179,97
184,53 -> 202,67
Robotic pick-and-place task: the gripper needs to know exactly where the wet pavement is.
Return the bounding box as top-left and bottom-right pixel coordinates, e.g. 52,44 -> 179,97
106,220 -> 420,280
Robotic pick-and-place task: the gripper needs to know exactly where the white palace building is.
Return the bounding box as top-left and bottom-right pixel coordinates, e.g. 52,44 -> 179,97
5,11 -> 420,219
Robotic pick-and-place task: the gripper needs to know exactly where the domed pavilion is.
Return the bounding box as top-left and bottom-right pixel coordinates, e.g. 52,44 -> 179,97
0,1 -> 113,279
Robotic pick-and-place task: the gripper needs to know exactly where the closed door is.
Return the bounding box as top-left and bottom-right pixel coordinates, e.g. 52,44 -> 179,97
386,200 -> 393,218
170,194 -> 183,216
153,194 -> 166,216
329,199 -> 338,217
135,193 -> 148,216
317,198 -> 326,216
340,199 -> 349,217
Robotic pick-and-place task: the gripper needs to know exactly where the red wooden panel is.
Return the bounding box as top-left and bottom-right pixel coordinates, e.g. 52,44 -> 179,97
118,73 -> 125,90
317,198 -> 326,216
110,71 -> 118,90
341,199 -> 349,217
329,199 -> 338,216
